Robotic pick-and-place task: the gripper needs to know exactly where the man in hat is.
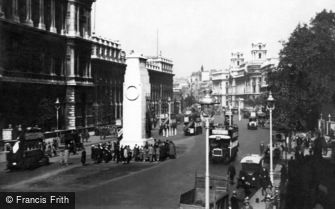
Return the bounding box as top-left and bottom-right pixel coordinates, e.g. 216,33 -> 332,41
264,193 -> 272,209
227,164 -> 236,185
241,196 -> 253,209
230,190 -> 239,209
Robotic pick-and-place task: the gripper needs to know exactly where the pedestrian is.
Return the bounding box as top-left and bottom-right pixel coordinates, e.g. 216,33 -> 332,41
241,196 -> 253,209
156,144 -> 161,161
123,146 -> 128,164
260,141 -> 265,155
133,144 -> 139,161
264,194 -> 272,209
127,145 -> 131,163
52,140 -> 58,157
143,144 -> 148,162
115,142 -> 120,163
168,140 -> 176,159
227,164 -> 236,185
81,149 -> 86,166
64,147 -> 69,166
148,144 -> 154,162
230,190 -> 239,209
97,144 -> 103,163
260,167 -> 271,196
59,149 -> 65,165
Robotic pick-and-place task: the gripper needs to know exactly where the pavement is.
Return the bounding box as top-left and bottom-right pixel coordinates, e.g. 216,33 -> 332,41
248,163 -> 283,209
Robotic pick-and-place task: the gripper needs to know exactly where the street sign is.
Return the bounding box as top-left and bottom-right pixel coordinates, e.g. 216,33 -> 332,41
2,129 -> 13,140
212,129 -> 228,135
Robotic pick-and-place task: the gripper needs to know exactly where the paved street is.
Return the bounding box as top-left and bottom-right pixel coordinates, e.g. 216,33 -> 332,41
0,115 -> 269,209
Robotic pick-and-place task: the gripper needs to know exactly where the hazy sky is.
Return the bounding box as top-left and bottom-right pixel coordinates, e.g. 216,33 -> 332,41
94,0 -> 335,78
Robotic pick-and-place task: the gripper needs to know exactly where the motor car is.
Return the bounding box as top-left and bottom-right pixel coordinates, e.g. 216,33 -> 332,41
237,154 -> 263,188
247,117 -> 258,130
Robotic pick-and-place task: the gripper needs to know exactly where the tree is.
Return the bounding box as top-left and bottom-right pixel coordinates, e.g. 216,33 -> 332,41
184,95 -> 196,108
270,10 -> 335,132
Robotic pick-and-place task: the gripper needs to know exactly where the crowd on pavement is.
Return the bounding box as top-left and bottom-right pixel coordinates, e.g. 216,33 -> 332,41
89,139 -> 176,165
56,135 -> 177,166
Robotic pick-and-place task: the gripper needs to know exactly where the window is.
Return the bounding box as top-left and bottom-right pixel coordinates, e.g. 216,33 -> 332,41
258,53 -> 262,59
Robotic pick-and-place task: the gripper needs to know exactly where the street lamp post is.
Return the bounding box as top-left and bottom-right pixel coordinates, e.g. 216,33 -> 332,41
267,91 -> 275,184
168,97 -> 172,136
238,98 -> 241,121
200,90 -> 218,209
55,98 -> 61,130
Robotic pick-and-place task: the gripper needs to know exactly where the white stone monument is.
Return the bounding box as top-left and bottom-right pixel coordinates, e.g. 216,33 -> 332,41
122,51 -> 150,148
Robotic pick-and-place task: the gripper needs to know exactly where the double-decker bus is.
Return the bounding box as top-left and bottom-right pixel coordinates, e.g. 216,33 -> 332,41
209,125 -> 239,163
183,110 -> 202,136
6,128 -> 49,170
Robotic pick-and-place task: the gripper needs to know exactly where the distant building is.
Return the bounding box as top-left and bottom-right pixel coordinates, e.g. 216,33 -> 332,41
209,43 -> 278,110
146,55 -> 174,117
228,43 -> 270,108
211,69 -> 230,107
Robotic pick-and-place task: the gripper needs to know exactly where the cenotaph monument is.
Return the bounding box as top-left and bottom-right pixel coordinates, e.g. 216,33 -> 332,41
121,51 -> 150,148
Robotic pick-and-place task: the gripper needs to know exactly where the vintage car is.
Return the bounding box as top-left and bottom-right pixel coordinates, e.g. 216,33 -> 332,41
237,154 -> 263,188
247,112 -> 258,130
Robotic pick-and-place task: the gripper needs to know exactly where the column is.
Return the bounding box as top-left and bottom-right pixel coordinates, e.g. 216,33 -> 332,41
255,77 -> 260,94
0,0 -> 4,18
49,0 -> 57,33
76,6 -> 80,36
84,10 -> 89,38
119,81 -> 122,119
24,0 -> 33,26
115,82 -> 118,119
67,1 -> 76,36
38,0 -> 45,30
83,59 -> 88,78
60,57 -> 65,76
60,3 -> 65,35
88,59 -> 92,78
50,56 -> 55,75
75,52 -> 79,77
66,44 -> 75,77
12,0 -> 19,22
65,87 -> 76,130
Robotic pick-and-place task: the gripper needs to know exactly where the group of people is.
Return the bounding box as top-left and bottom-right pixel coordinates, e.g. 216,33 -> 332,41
228,163 -> 273,209
88,138 -> 176,165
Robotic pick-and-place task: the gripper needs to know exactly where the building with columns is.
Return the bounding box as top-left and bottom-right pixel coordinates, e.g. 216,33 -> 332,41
0,0 -> 96,130
91,35 -> 127,126
209,43 -> 278,110
146,56 -> 174,117
0,0 -> 173,136
211,69 -> 230,107
228,43 -> 268,108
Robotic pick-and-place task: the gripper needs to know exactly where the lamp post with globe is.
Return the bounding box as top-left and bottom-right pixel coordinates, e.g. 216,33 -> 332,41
199,90 -> 219,209
267,91 -> 275,184
55,98 -> 61,130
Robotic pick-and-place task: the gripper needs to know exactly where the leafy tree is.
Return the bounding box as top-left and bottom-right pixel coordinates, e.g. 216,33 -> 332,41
184,94 -> 196,108
270,10 -> 335,132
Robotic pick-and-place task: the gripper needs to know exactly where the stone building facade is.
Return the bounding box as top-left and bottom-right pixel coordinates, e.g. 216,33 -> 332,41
91,35 -> 126,126
0,0 -> 96,130
146,56 -> 174,117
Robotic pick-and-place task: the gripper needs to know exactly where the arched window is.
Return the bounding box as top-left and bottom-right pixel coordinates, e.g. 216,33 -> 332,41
258,53 -> 262,59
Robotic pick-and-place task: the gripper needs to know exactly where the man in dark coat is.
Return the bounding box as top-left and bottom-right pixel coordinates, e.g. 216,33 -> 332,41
81,149 -> 86,166
228,164 -> 236,185
230,190 -> 239,209
260,167 -> 272,196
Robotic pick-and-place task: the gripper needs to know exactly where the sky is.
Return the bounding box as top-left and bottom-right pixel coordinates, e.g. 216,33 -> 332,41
94,0 -> 335,78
